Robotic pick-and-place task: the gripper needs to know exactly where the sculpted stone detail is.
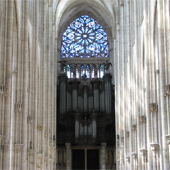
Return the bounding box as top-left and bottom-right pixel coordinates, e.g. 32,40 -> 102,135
150,143 -> 159,152
0,84 -> 8,96
125,131 -> 129,137
27,116 -> 34,124
37,125 -> 43,131
44,131 -> 48,138
11,69 -> 18,74
15,103 -> 23,113
126,156 -> 130,162
139,115 -> 146,123
131,152 -> 138,159
163,85 -> 170,96
165,135 -> 170,145
149,103 -> 158,112
131,124 -> 137,131
14,144 -> 23,151
140,149 -> 147,162
120,158 -> 124,164
121,136 -> 124,146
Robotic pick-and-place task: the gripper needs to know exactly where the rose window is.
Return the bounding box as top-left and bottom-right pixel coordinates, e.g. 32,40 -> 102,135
61,15 -> 109,58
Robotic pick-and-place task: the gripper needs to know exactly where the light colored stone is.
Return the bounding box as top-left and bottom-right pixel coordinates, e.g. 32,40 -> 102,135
0,0 -> 169,169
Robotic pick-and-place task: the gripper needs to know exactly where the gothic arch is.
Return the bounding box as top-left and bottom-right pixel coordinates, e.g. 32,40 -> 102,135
55,0 -> 116,63
54,0 -> 116,37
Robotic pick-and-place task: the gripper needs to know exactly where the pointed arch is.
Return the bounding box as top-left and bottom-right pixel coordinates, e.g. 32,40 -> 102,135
61,15 -> 109,58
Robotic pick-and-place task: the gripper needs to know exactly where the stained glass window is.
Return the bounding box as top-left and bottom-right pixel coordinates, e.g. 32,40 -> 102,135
61,15 -> 109,58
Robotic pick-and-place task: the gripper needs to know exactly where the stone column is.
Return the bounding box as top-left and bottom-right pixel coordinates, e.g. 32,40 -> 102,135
3,0 -> 14,169
149,103 -> 158,143
149,103 -> 160,169
164,85 -> 170,136
65,143 -> 71,170
14,144 -> 23,170
150,143 -> 159,170
0,135 -> 5,170
140,149 -> 147,170
157,0 -> 169,169
131,153 -> 138,170
131,124 -> 138,170
100,143 -> 107,170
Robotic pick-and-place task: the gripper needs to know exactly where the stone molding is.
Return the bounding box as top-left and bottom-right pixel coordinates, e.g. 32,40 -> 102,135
15,103 -> 23,113
28,149 -> 35,156
117,159 -> 120,165
163,85 -> 170,96
37,153 -> 43,159
131,124 -> 137,131
150,143 -> 159,150
165,135 -> 170,145
149,103 -> 158,112
44,156 -> 48,161
27,116 -> 34,124
140,149 -> 147,162
120,136 -> 124,146
0,84 -> 8,96
0,135 -> 5,139
150,143 -> 159,156
14,143 -> 23,151
61,57 -> 109,64
120,158 -> 124,164
37,125 -> 43,131
131,152 -> 138,159
155,69 -> 159,75
0,135 -> 5,150
125,131 -> 129,137
120,1 -> 124,7
139,115 -> 146,123
44,131 -> 48,138
126,156 -> 130,162
117,140 -> 119,147
3,144 -> 9,151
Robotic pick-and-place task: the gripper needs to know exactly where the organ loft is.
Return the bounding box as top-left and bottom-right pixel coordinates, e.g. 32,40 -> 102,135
0,0 -> 169,170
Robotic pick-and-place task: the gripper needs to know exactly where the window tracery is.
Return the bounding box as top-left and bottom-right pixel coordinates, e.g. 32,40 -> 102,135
61,15 -> 109,58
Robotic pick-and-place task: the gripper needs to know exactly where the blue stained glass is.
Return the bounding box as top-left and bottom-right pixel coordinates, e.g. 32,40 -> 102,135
86,65 -> 90,68
61,15 -> 109,58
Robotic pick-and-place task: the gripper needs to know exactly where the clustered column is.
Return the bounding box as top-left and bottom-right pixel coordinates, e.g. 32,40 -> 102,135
100,143 -> 107,170
65,143 -> 71,170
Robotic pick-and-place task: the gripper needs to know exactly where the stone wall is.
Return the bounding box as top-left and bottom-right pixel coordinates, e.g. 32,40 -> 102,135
0,0 -> 169,170
0,0 -> 56,169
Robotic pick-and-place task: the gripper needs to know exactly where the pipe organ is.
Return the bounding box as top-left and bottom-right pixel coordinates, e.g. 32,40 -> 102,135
57,62 -> 115,146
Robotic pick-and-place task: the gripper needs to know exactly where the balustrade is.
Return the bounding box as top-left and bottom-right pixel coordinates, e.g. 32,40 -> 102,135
58,60 -> 112,79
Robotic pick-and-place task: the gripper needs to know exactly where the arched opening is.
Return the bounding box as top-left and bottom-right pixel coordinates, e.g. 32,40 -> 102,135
56,4 -> 116,169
